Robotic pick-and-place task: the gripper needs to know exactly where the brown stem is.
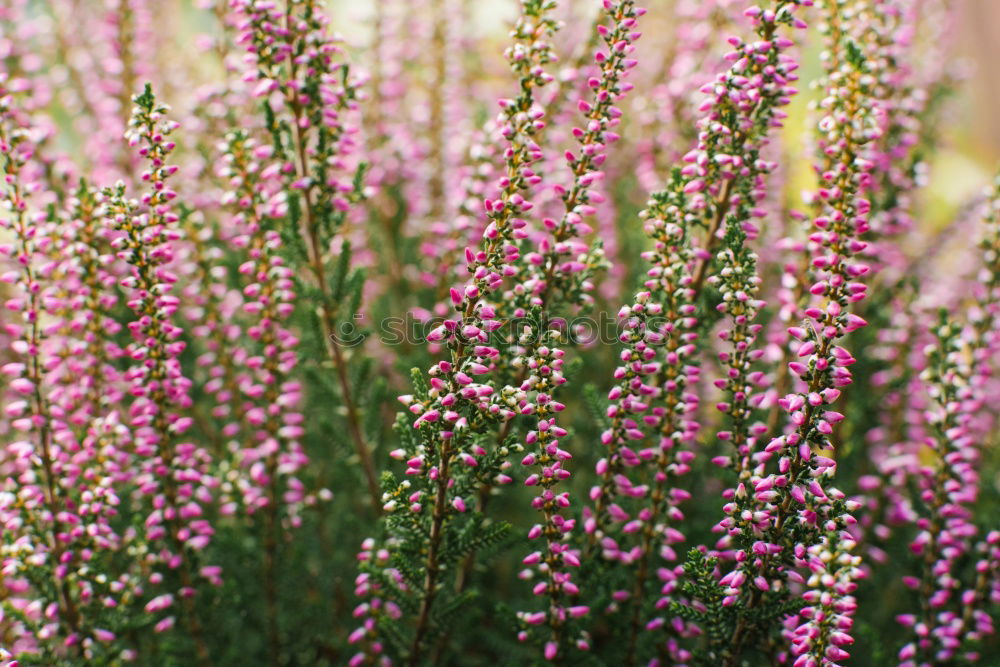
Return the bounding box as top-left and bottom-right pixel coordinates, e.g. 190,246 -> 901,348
408,445 -> 453,666
691,177 -> 735,295
278,18 -> 382,512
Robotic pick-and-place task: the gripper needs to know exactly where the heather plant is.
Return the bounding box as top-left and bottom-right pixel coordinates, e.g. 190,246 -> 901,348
1,0 -> 999,665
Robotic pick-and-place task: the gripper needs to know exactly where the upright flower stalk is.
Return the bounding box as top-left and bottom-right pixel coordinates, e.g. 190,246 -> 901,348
359,3 -> 559,663
710,225 -> 767,481
631,0 -> 746,195
581,2 -> 804,660
513,1 -> 643,661
218,128 -> 308,661
897,315 -> 986,665
232,0 -> 377,509
0,77 -> 85,661
1,77 -> 141,663
705,2 -> 882,664
102,86 -> 212,661
896,177 -> 1000,665
778,7 -> 884,663
62,183 -> 126,423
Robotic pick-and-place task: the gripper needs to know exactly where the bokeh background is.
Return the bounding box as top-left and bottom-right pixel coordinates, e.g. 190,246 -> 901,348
4,0 -> 999,663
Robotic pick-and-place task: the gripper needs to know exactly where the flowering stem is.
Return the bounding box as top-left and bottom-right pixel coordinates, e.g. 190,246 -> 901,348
238,0 -> 381,511
588,2 -> 795,546
690,177 -> 735,295
407,444 -> 453,665
221,129 -> 308,664
107,85 -> 212,664
288,98 -> 380,512
0,117 -> 83,648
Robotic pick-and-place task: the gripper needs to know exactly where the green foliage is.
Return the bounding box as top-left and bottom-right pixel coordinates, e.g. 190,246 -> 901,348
670,550 -> 801,666
845,38 -> 867,71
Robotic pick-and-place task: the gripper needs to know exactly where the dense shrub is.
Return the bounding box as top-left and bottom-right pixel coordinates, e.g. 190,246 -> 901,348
0,0 -> 997,664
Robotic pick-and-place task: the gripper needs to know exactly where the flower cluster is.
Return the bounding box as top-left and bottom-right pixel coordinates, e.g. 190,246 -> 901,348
895,181 -> 1000,665
582,2 -> 805,660
685,2 -> 884,664
744,1 -> 882,662
101,86 -> 216,656
360,2 -> 560,662
232,0 -> 376,508
509,1 -> 645,659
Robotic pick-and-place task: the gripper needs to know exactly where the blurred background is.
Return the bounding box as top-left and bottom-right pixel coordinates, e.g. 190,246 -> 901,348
328,0 -> 1000,219
4,1 -> 999,663
47,0 -> 1000,230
